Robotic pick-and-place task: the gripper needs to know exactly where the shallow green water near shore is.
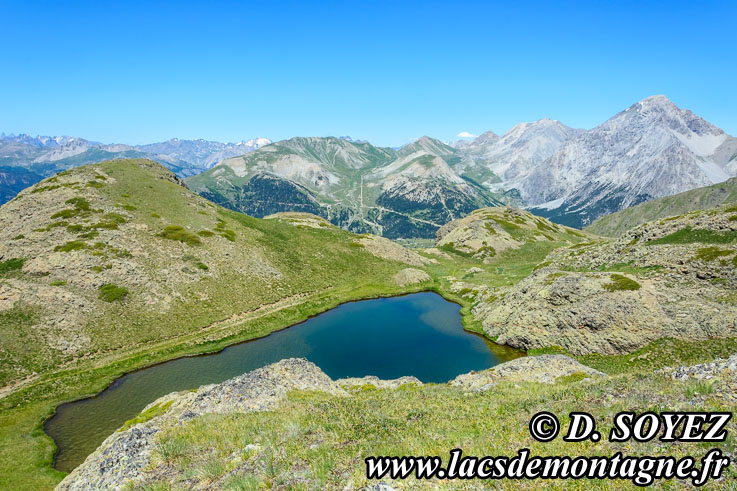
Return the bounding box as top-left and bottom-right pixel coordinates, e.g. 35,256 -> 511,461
45,292 -> 522,472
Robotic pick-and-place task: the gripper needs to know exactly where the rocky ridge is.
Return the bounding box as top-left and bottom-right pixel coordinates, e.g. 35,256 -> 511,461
449,354 -> 605,390
434,207 -> 584,261
468,205 -> 737,354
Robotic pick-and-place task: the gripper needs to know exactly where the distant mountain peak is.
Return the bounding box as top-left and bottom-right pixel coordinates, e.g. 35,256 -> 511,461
638,94 -> 672,106
525,96 -> 735,227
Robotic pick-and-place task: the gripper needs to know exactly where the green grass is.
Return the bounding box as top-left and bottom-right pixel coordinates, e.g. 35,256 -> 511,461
65,197 -> 90,211
437,242 -> 472,257
692,246 -> 735,262
160,225 -> 202,246
118,401 -> 173,432
646,226 -> 737,245
98,283 -> 129,302
50,197 -> 94,220
601,273 -> 640,292
491,217 -> 521,235
0,305 -> 43,387
49,280 -> 66,286
218,229 -> 236,241
53,240 -> 87,252
544,272 -> 566,284
683,379 -> 715,398
0,258 -> 26,274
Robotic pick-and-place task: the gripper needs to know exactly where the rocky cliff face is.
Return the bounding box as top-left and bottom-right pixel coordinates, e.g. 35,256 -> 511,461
471,204 -> 737,354
525,96 -> 736,227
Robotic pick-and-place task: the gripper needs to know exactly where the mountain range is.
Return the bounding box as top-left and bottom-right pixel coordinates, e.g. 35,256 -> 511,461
186,136 -> 505,238
451,96 -> 737,227
0,134 -> 271,204
3,95 -> 736,234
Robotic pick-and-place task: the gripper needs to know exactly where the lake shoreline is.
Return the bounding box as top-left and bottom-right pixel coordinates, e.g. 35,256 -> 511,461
42,285 -> 520,473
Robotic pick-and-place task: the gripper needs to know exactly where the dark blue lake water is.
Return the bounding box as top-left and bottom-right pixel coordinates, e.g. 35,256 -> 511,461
46,292 -> 522,472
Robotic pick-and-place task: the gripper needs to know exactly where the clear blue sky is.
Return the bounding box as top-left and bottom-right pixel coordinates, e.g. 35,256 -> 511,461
2,0 -> 736,147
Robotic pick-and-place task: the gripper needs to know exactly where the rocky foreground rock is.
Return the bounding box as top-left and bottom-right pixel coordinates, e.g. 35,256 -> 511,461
449,354 -> 605,390
57,355 -> 598,490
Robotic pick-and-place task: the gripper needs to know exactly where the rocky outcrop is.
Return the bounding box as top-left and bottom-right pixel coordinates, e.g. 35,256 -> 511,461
664,354 -> 737,381
264,211 -> 335,229
358,235 -> 431,267
470,207 -> 737,355
659,354 -> 737,404
57,359 -> 344,490
392,268 -> 431,286
337,375 -> 422,390
450,355 -> 605,390
434,207 -> 585,261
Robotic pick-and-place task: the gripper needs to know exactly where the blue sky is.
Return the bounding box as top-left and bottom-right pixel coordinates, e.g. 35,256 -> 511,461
2,1 -> 736,147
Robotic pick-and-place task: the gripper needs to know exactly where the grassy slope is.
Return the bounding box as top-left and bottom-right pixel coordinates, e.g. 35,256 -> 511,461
586,177 -> 737,237
0,159 -> 423,489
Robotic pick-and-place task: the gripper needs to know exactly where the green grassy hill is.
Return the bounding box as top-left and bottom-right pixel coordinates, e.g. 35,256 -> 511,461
0,159 -> 429,489
585,177 -> 737,236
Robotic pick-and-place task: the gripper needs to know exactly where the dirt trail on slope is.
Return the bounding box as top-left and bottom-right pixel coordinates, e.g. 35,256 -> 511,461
0,289 -> 328,400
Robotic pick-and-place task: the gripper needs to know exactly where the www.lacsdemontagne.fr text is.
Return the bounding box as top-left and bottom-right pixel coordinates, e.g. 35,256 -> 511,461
365,448 -> 730,486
